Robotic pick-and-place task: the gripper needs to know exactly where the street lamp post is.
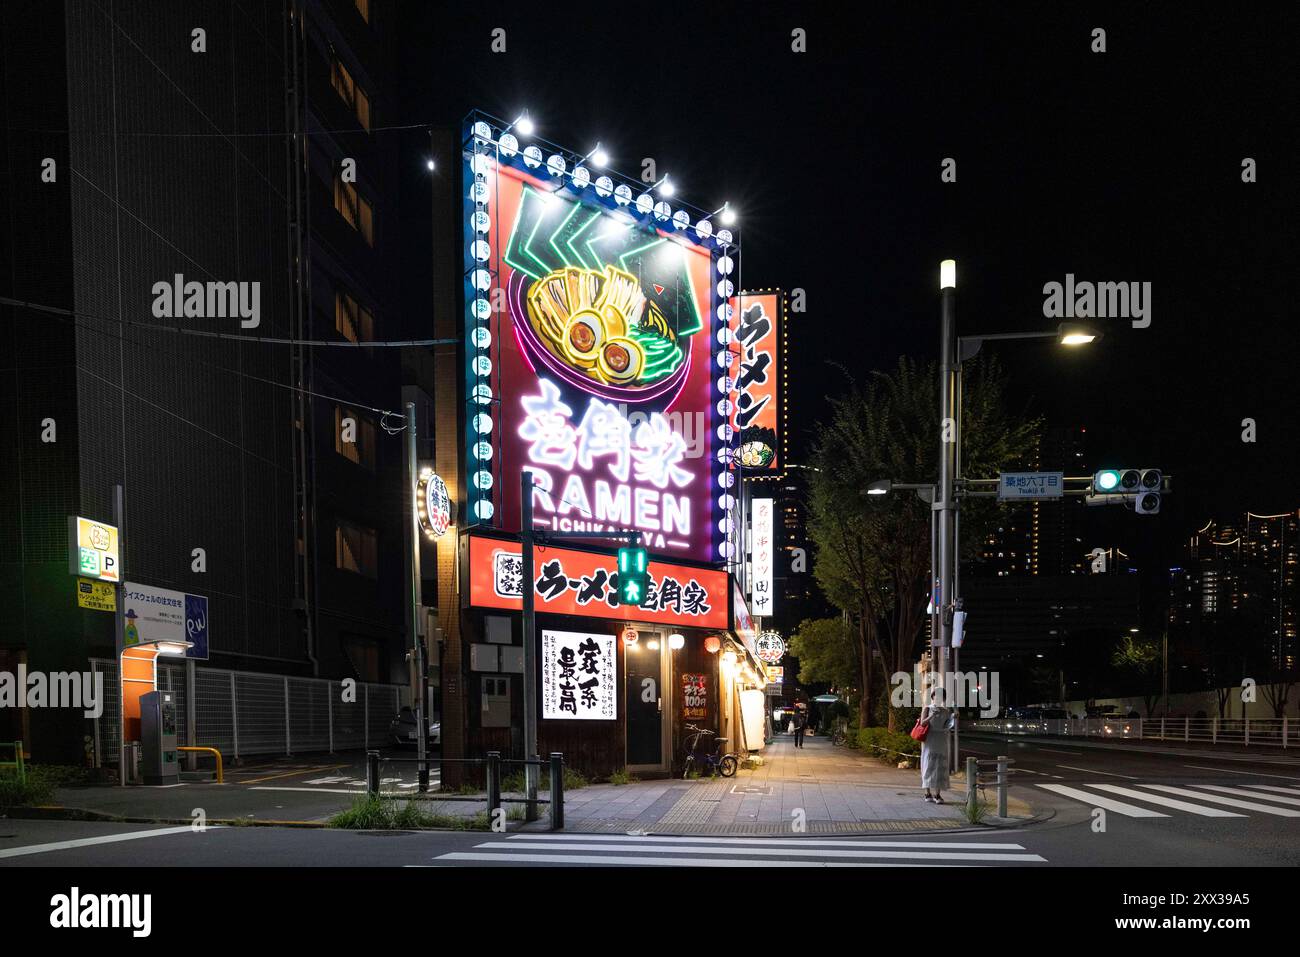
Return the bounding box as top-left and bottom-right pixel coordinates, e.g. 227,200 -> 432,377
938,262 -> 959,735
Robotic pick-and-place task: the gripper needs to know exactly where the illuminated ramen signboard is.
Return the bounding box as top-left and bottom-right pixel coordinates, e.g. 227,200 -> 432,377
462,116 -> 739,565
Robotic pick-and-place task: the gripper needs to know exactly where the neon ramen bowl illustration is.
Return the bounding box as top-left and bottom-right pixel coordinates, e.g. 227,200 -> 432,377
508,267 -> 692,404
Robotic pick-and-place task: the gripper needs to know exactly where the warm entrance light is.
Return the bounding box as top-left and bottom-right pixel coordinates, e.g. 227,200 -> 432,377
668,633 -> 685,650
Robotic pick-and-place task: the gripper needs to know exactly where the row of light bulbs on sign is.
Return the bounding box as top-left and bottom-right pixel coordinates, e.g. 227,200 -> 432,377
470,113 -> 738,246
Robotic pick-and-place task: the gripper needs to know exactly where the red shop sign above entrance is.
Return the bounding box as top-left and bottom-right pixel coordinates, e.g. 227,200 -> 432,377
468,534 -> 729,631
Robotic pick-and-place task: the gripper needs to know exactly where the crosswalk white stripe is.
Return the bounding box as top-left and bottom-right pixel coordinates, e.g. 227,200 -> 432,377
1139,785 -> 1300,817
1245,785 -> 1300,797
1087,784 -> 1244,817
1193,785 -> 1300,807
1036,783 -> 1168,817
506,834 -> 1028,850
436,852 -> 973,867
471,840 -> 1045,862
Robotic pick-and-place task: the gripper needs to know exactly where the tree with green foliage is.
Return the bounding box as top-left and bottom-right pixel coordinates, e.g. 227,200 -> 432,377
805,355 -> 1041,729
789,616 -> 858,697
1111,633 -> 1162,717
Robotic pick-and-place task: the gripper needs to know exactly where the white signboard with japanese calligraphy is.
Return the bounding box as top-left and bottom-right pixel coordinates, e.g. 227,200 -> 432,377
541,629 -> 617,721
997,472 -> 1065,500
751,498 -> 775,616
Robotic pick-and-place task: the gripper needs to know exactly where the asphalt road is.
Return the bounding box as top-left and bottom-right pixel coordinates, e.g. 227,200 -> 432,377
3,736 -> 1296,868
960,731 -> 1300,867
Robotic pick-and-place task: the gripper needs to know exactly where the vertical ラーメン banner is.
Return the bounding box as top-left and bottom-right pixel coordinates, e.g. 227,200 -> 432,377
540,629 -> 617,720
751,498 -> 774,616
727,290 -> 784,475
462,116 -> 738,565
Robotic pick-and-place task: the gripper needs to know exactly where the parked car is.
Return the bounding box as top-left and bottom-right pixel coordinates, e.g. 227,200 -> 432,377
389,706 -> 440,747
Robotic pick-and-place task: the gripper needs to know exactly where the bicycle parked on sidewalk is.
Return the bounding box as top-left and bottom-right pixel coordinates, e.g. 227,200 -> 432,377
829,720 -> 848,746
681,723 -> 738,778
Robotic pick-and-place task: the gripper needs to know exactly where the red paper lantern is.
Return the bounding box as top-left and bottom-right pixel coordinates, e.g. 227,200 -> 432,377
704,635 -> 721,654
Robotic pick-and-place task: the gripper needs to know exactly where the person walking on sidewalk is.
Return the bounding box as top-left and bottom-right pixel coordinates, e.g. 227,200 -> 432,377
793,709 -> 806,748
919,694 -> 953,803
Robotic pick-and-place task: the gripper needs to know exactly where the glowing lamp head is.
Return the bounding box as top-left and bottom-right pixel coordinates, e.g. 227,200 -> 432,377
592,147 -> 609,168
940,259 -> 957,290
659,177 -> 675,197
668,633 -> 685,650
720,205 -> 736,226
514,113 -> 535,136
1058,322 -> 1101,346
704,635 -> 721,654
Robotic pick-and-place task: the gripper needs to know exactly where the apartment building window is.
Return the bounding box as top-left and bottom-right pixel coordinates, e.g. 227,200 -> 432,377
335,405 -> 377,470
336,520 -> 378,579
334,175 -> 374,246
330,54 -> 371,130
354,0 -> 370,23
335,289 -> 375,343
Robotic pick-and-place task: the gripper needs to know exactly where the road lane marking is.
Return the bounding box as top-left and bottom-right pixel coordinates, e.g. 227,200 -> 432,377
1088,784 -> 1243,817
1245,785 -> 1300,797
250,786 -> 365,794
239,764 -> 342,784
1183,765 -> 1300,781
474,840 -> 1046,862
0,826 -> 197,859
1055,765 -> 1139,779
1140,785 -> 1300,817
1036,748 -> 1082,756
1036,784 -> 1168,817
1004,767 -> 1062,778
1192,785 -> 1300,807
437,852 -> 965,867
507,834 -> 1029,849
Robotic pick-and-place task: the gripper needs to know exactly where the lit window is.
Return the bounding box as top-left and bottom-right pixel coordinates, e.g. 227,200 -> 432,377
336,521 -> 378,578
335,406 -> 377,470
335,290 -> 375,343
334,175 -> 375,246
330,54 -> 371,130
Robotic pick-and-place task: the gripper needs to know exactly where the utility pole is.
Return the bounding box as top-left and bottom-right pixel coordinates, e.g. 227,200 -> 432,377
937,260 -> 958,770
520,469 -> 538,817
114,483 -> 126,787
405,401 -> 428,792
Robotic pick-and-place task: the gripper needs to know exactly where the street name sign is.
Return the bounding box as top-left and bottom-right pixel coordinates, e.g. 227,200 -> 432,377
997,471 -> 1064,500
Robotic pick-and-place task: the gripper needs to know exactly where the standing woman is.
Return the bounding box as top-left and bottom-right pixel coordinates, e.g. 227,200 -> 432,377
919,693 -> 953,803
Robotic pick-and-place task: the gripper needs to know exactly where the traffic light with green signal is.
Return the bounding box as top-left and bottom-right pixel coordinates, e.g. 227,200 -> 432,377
616,546 -> 649,606
1091,468 -> 1162,514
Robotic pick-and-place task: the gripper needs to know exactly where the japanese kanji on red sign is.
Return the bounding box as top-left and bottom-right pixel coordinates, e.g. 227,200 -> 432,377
467,535 -> 729,630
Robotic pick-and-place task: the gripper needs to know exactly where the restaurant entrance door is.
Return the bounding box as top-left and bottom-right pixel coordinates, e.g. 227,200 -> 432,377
625,634 -> 668,775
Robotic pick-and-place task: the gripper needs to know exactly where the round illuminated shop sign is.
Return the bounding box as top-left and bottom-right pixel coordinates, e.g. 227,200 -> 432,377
417,472 -> 451,538
755,630 -> 786,664
622,626 -> 639,646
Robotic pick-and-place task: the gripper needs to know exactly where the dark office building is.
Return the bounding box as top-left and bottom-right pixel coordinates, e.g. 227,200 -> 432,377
1,0 -> 420,761
959,425 -> 1142,704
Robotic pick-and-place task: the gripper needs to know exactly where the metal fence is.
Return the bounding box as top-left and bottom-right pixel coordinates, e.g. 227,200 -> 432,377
972,715 -> 1291,748
89,658 -> 403,764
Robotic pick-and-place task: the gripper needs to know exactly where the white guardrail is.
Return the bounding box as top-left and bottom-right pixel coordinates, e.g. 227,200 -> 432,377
972,716 -> 1292,748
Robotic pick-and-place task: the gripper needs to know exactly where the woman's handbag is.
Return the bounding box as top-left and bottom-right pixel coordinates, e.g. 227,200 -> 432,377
909,719 -> 929,742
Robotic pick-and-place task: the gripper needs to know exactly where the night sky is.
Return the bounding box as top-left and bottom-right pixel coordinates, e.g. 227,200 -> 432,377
393,3 -> 1298,573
